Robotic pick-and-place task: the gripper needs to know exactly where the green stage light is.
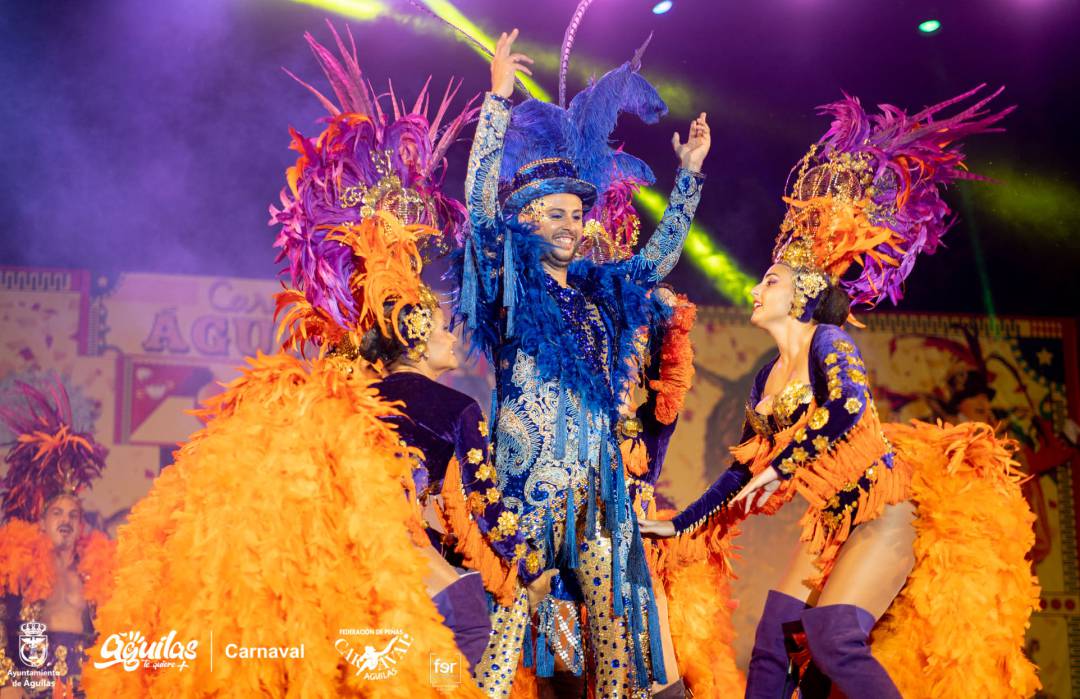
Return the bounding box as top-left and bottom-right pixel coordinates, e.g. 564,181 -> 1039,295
292,0 -> 389,22
418,0 -> 551,100
634,188 -> 755,306
292,0 -> 551,100
919,19 -> 942,34
969,165 -> 1080,243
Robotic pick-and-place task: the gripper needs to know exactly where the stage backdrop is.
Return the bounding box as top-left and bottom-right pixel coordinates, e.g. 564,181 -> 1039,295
1,266 -> 1077,696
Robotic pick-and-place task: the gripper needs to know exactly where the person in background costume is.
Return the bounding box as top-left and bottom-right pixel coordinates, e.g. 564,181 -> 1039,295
0,380 -> 114,699
85,26 -> 497,697
642,86 -> 1041,699
455,22 -> 710,698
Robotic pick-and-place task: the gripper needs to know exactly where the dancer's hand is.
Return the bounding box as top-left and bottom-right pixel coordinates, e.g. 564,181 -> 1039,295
526,569 -> 558,610
731,466 -> 781,511
653,285 -> 677,309
638,519 -> 676,538
672,113 -> 710,172
491,29 -> 533,99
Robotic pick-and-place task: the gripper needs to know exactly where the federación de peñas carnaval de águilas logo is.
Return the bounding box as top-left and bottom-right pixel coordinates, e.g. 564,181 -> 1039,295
335,628 -> 413,680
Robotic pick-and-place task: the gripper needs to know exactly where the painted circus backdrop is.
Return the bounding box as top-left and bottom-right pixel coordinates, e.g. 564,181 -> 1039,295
2,265 -> 1077,696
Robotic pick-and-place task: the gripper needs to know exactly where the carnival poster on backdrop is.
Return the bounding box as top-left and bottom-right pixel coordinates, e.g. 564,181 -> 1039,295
0,267 -> 278,530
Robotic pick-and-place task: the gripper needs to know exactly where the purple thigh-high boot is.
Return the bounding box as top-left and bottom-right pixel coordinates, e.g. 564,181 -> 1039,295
432,572 -> 493,672
801,604 -> 901,699
745,590 -> 806,698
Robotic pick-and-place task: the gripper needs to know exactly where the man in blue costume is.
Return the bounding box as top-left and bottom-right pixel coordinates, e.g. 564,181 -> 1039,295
456,29 -> 710,698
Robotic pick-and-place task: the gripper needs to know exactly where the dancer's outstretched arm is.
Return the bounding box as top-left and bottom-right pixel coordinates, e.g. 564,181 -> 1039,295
626,114 -> 710,283
639,420 -> 754,538
459,29 -> 533,341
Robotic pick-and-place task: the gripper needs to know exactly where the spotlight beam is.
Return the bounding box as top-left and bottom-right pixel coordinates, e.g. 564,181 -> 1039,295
416,0 -> 551,100
292,0 -> 753,301
634,187 -> 755,305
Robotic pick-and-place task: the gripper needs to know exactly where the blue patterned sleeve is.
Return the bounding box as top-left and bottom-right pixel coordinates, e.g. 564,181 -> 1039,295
626,167 -> 706,283
465,93 -> 511,252
770,326 -> 872,480
458,93 -> 513,342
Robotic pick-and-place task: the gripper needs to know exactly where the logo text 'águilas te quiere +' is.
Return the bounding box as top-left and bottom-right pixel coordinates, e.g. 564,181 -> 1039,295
93,631 -> 199,672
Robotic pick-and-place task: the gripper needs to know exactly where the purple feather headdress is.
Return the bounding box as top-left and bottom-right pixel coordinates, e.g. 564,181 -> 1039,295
774,84 -> 1013,316
269,23 -> 478,350
0,380 -> 106,522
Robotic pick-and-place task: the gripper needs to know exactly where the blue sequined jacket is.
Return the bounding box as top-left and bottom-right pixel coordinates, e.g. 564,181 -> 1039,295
459,92 -> 705,587
373,372 -> 542,584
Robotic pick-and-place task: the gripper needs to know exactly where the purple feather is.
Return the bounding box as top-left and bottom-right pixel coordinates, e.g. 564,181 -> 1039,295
270,25 -> 479,334
803,85 -> 1013,308
559,0 -> 596,109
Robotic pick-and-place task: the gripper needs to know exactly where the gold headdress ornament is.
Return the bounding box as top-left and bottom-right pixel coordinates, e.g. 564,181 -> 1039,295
772,86 -> 1012,321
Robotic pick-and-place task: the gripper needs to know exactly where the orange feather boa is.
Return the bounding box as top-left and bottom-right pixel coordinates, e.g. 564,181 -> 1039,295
649,296 -> 697,426
84,353 -> 484,697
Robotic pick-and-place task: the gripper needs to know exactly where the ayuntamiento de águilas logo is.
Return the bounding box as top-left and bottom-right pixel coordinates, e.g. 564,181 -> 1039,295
8,621 -> 60,693
18,621 -> 49,669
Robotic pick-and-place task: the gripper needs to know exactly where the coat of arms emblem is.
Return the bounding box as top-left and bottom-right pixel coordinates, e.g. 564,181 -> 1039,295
19,621 -> 48,669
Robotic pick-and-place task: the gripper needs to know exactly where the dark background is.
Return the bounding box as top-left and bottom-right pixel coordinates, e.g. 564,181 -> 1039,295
2,0 -> 1077,317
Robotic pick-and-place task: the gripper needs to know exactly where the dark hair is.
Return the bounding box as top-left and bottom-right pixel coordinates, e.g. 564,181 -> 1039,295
811,285 -> 852,326
358,326 -> 406,366
356,300 -> 409,366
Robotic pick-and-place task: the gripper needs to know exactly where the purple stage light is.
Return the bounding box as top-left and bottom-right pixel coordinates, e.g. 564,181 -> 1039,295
652,1 -> 673,15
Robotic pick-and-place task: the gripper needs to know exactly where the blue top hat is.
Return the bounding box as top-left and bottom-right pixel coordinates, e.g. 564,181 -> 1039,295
500,157 -> 598,218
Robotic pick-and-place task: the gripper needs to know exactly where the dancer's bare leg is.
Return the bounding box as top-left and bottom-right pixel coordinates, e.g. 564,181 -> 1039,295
816,502 -> 916,618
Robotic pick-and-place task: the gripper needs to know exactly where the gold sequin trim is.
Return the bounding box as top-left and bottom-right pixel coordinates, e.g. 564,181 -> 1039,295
847,368 -> 868,385
476,463 -> 496,482
809,407 -> 830,430
494,511 -> 519,539
772,382 -> 814,428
